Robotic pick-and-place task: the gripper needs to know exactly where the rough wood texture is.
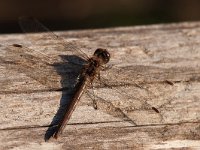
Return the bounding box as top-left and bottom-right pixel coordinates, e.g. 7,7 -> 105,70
1,21 -> 200,149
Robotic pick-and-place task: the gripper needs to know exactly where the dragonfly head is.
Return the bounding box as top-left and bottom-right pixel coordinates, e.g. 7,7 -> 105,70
94,48 -> 110,64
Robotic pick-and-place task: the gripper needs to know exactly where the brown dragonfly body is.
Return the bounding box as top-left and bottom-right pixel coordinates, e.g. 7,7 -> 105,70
53,48 -> 110,139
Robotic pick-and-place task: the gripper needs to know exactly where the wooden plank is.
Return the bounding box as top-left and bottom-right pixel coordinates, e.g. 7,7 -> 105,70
1,122 -> 200,149
1,21 -> 200,149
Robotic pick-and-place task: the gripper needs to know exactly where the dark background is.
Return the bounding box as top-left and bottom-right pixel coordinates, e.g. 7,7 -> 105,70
0,0 -> 200,33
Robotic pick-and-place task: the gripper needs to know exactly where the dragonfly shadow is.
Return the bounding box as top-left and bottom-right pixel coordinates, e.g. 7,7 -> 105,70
44,54 -> 86,141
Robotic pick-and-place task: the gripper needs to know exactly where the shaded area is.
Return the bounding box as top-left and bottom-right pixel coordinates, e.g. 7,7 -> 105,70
0,0 -> 200,33
44,55 -> 85,141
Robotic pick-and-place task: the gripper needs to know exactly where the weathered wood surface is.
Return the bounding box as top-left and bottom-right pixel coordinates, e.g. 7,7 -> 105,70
1,21 -> 200,149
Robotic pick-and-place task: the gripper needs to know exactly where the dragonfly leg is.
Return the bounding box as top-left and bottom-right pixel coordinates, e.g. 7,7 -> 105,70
91,83 -> 98,109
86,90 -> 98,110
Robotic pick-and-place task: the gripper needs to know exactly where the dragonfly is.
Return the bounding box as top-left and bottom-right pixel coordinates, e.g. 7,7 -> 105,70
0,17 -> 159,141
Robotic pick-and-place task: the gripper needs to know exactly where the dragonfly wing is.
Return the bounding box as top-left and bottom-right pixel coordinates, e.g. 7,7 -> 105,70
18,17 -> 89,61
0,44 -> 82,91
95,66 -> 160,113
86,90 -> 137,125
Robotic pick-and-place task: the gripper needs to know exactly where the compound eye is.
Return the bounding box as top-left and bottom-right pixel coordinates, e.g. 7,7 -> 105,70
102,51 -> 110,63
94,48 -> 110,63
94,48 -> 102,56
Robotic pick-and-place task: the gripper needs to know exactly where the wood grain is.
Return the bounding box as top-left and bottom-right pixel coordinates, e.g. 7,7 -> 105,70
1,21 -> 200,149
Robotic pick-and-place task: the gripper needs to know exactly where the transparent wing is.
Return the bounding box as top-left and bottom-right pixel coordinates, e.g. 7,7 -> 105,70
93,66 -> 160,114
0,44 -> 84,91
18,17 -> 90,61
